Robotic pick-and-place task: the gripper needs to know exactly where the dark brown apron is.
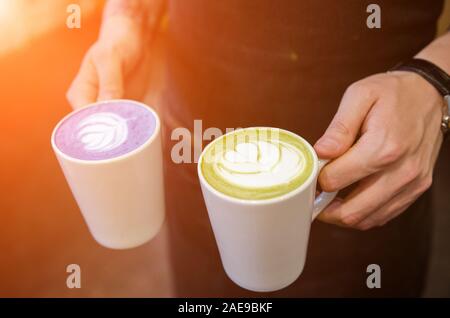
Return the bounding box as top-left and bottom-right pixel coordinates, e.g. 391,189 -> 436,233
161,0 -> 443,296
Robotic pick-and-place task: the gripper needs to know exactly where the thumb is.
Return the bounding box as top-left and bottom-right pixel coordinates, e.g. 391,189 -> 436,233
314,83 -> 377,159
95,52 -> 124,101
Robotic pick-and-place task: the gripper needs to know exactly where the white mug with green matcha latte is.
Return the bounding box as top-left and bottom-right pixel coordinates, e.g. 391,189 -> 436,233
198,127 -> 338,292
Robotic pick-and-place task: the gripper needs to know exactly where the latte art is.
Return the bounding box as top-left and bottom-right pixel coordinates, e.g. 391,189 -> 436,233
201,128 -> 314,200
217,141 -> 306,188
54,101 -> 157,161
77,112 -> 128,152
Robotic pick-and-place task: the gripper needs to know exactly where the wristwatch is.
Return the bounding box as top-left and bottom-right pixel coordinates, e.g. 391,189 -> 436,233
390,58 -> 450,138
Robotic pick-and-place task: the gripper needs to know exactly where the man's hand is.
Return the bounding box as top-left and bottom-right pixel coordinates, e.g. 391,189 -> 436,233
67,0 -> 165,109
314,71 -> 444,230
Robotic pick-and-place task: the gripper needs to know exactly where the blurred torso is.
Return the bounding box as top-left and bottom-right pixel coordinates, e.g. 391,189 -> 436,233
161,0 -> 442,296
165,0 -> 443,141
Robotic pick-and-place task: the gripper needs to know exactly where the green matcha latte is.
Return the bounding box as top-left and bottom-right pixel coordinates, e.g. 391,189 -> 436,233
200,128 -> 314,200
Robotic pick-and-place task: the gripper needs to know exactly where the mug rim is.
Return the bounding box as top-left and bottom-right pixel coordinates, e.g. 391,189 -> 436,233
197,127 -> 319,205
51,99 -> 161,165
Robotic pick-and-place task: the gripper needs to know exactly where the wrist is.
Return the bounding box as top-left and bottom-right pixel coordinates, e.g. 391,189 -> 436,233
390,58 -> 450,137
415,32 -> 450,75
394,70 -> 443,102
102,0 -> 166,39
103,0 -> 149,25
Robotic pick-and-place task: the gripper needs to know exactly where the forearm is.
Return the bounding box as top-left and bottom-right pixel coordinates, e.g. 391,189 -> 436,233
104,0 -> 149,21
416,31 -> 450,74
103,0 -> 166,29
100,0 -> 166,40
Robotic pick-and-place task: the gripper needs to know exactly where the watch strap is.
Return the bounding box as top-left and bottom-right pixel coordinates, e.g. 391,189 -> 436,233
390,58 -> 450,96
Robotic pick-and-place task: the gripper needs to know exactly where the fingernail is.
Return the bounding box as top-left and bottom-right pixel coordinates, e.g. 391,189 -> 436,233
315,138 -> 339,153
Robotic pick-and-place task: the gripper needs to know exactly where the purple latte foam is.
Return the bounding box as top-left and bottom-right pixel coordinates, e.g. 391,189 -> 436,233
54,101 -> 156,161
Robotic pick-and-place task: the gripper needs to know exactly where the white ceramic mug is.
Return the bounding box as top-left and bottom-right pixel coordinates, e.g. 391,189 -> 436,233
198,128 -> 338,292
51,100 -> 165,249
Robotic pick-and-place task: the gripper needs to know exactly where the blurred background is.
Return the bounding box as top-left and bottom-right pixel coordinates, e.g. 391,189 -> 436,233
0,0 -> 449,297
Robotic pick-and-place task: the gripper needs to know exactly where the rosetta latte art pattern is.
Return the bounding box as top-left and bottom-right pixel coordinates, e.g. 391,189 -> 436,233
54,101 -> 156,161
217,140 -> 305,188
201,128 -> 314,200
76,112 -> 128,152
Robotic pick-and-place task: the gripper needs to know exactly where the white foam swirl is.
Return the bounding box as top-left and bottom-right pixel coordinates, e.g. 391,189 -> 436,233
214,140 -> 306,188
76,112 -> 128,152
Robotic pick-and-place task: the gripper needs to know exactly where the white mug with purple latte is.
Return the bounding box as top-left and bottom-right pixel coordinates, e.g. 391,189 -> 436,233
51,100 -> 165,249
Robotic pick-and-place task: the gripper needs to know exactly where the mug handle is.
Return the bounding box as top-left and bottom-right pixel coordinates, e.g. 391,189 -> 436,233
312,159 -> 338,221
